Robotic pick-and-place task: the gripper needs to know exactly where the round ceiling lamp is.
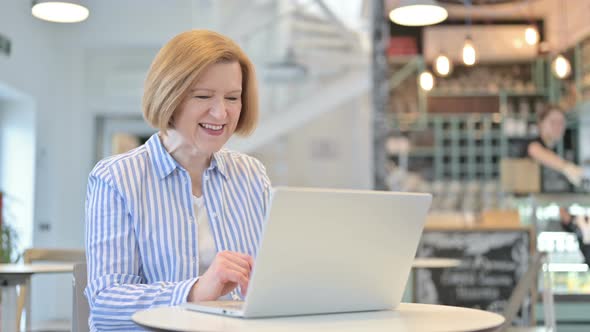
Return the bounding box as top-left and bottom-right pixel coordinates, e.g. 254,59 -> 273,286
31,0 -> 89,23
389,0 -> 448,26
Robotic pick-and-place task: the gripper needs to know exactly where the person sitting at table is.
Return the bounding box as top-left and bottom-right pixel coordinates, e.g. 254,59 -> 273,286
526,105 -> 583,187
84,30 -> 271,331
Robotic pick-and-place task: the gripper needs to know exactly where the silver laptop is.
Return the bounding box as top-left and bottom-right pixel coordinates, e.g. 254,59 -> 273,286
182,187 -> 431,318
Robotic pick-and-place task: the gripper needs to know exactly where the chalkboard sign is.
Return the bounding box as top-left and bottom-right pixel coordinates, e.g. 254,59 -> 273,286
415,228 -> 532,325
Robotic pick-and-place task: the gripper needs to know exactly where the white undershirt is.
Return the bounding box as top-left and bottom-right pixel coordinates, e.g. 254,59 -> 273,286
192,195 -> 216,276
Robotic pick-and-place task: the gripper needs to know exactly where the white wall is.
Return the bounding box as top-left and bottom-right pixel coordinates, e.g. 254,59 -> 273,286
0,97 -> 36,256
0,0 -> 66,322
286,93 -> 372,189
255,92 -> 373,189
0,0 -> 60,242
0,0 -> 197,323
40,0 -> 197,249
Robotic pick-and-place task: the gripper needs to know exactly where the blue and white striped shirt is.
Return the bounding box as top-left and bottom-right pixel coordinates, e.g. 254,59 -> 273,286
84,133 -> 271,331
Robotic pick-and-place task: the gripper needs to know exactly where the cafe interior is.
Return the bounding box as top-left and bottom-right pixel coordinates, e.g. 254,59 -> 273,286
1,0 -> 590,331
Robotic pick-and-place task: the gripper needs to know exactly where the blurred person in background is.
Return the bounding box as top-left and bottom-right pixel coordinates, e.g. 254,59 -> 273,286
526,105 -> 583,186
527,105 -> 589,266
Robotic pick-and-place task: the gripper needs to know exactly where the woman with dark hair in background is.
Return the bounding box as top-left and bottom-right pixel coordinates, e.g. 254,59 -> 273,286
526,105 -> 582,186
525,105 -> 589,266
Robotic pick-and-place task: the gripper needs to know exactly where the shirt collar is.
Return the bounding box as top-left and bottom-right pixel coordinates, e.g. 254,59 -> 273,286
146,133 -> 178,179
147,133 -> 228,180
210,150 -> 228,180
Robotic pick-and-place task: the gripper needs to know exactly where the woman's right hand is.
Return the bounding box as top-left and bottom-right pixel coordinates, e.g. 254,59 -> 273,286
187,250 -> 254,302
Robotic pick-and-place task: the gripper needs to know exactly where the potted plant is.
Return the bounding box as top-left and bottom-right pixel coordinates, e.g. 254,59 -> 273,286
0,191 -> 20,263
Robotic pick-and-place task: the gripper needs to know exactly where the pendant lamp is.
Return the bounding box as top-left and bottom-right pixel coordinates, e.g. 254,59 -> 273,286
434,54 -> 452,77
552,54 -> 571,79
419,71 -> 435,91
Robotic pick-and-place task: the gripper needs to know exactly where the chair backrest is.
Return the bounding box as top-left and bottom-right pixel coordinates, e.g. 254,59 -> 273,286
499,252 -> 553,331
72,263 -> 90,332
16,248 -> 86,330
23,248 -> 86,264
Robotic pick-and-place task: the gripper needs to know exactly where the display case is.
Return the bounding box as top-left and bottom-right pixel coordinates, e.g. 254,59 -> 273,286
513,194 -> 590,300
538,231 -> 590,298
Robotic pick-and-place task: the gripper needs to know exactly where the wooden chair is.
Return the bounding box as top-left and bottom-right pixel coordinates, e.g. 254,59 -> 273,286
498,252 -> 555,332
16,248 -> 85,331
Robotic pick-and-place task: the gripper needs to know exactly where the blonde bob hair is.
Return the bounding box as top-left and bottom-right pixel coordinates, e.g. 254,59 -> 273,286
142,30 -> 258,136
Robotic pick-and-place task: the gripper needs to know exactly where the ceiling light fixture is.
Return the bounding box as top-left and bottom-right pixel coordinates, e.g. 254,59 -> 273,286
551,0 -> 570,80
552,54 -> 571,79
434,54 -> 452,76
389,0 -> 448,27
461,0 -> 476,66
524,25 -> 539,46
523,0 -> 539,46
462,36 -> 477,66
31,0 -> 89,23
419,71 -> 435,91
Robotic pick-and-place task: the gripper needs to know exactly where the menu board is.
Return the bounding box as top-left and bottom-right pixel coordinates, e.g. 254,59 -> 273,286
414,228 -> 532,325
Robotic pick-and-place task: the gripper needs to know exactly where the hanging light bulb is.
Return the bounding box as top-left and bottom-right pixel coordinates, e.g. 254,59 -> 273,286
552,54 -> 571,79
524,25 -> 539,45
419,71 -> 435,91
462,36 -> 477,66
434,54 -> 453,76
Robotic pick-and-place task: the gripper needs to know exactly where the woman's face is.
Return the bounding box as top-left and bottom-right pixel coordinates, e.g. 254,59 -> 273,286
539,110 -> 565,143
171,61 -> 242,155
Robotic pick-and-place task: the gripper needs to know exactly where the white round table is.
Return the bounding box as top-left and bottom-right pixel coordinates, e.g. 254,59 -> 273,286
0,263 -> 74,332
0,263 -> 74,282
132,303 -> 505,332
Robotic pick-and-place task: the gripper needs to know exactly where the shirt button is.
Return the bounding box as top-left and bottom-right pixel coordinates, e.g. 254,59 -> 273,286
204,174 -> 209,181
212,212 -> 218,218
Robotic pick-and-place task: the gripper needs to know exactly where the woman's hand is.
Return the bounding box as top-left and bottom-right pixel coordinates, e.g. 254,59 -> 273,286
187,250 -> 254,302
562,162 -> 583,186
559,207 -> 572,225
